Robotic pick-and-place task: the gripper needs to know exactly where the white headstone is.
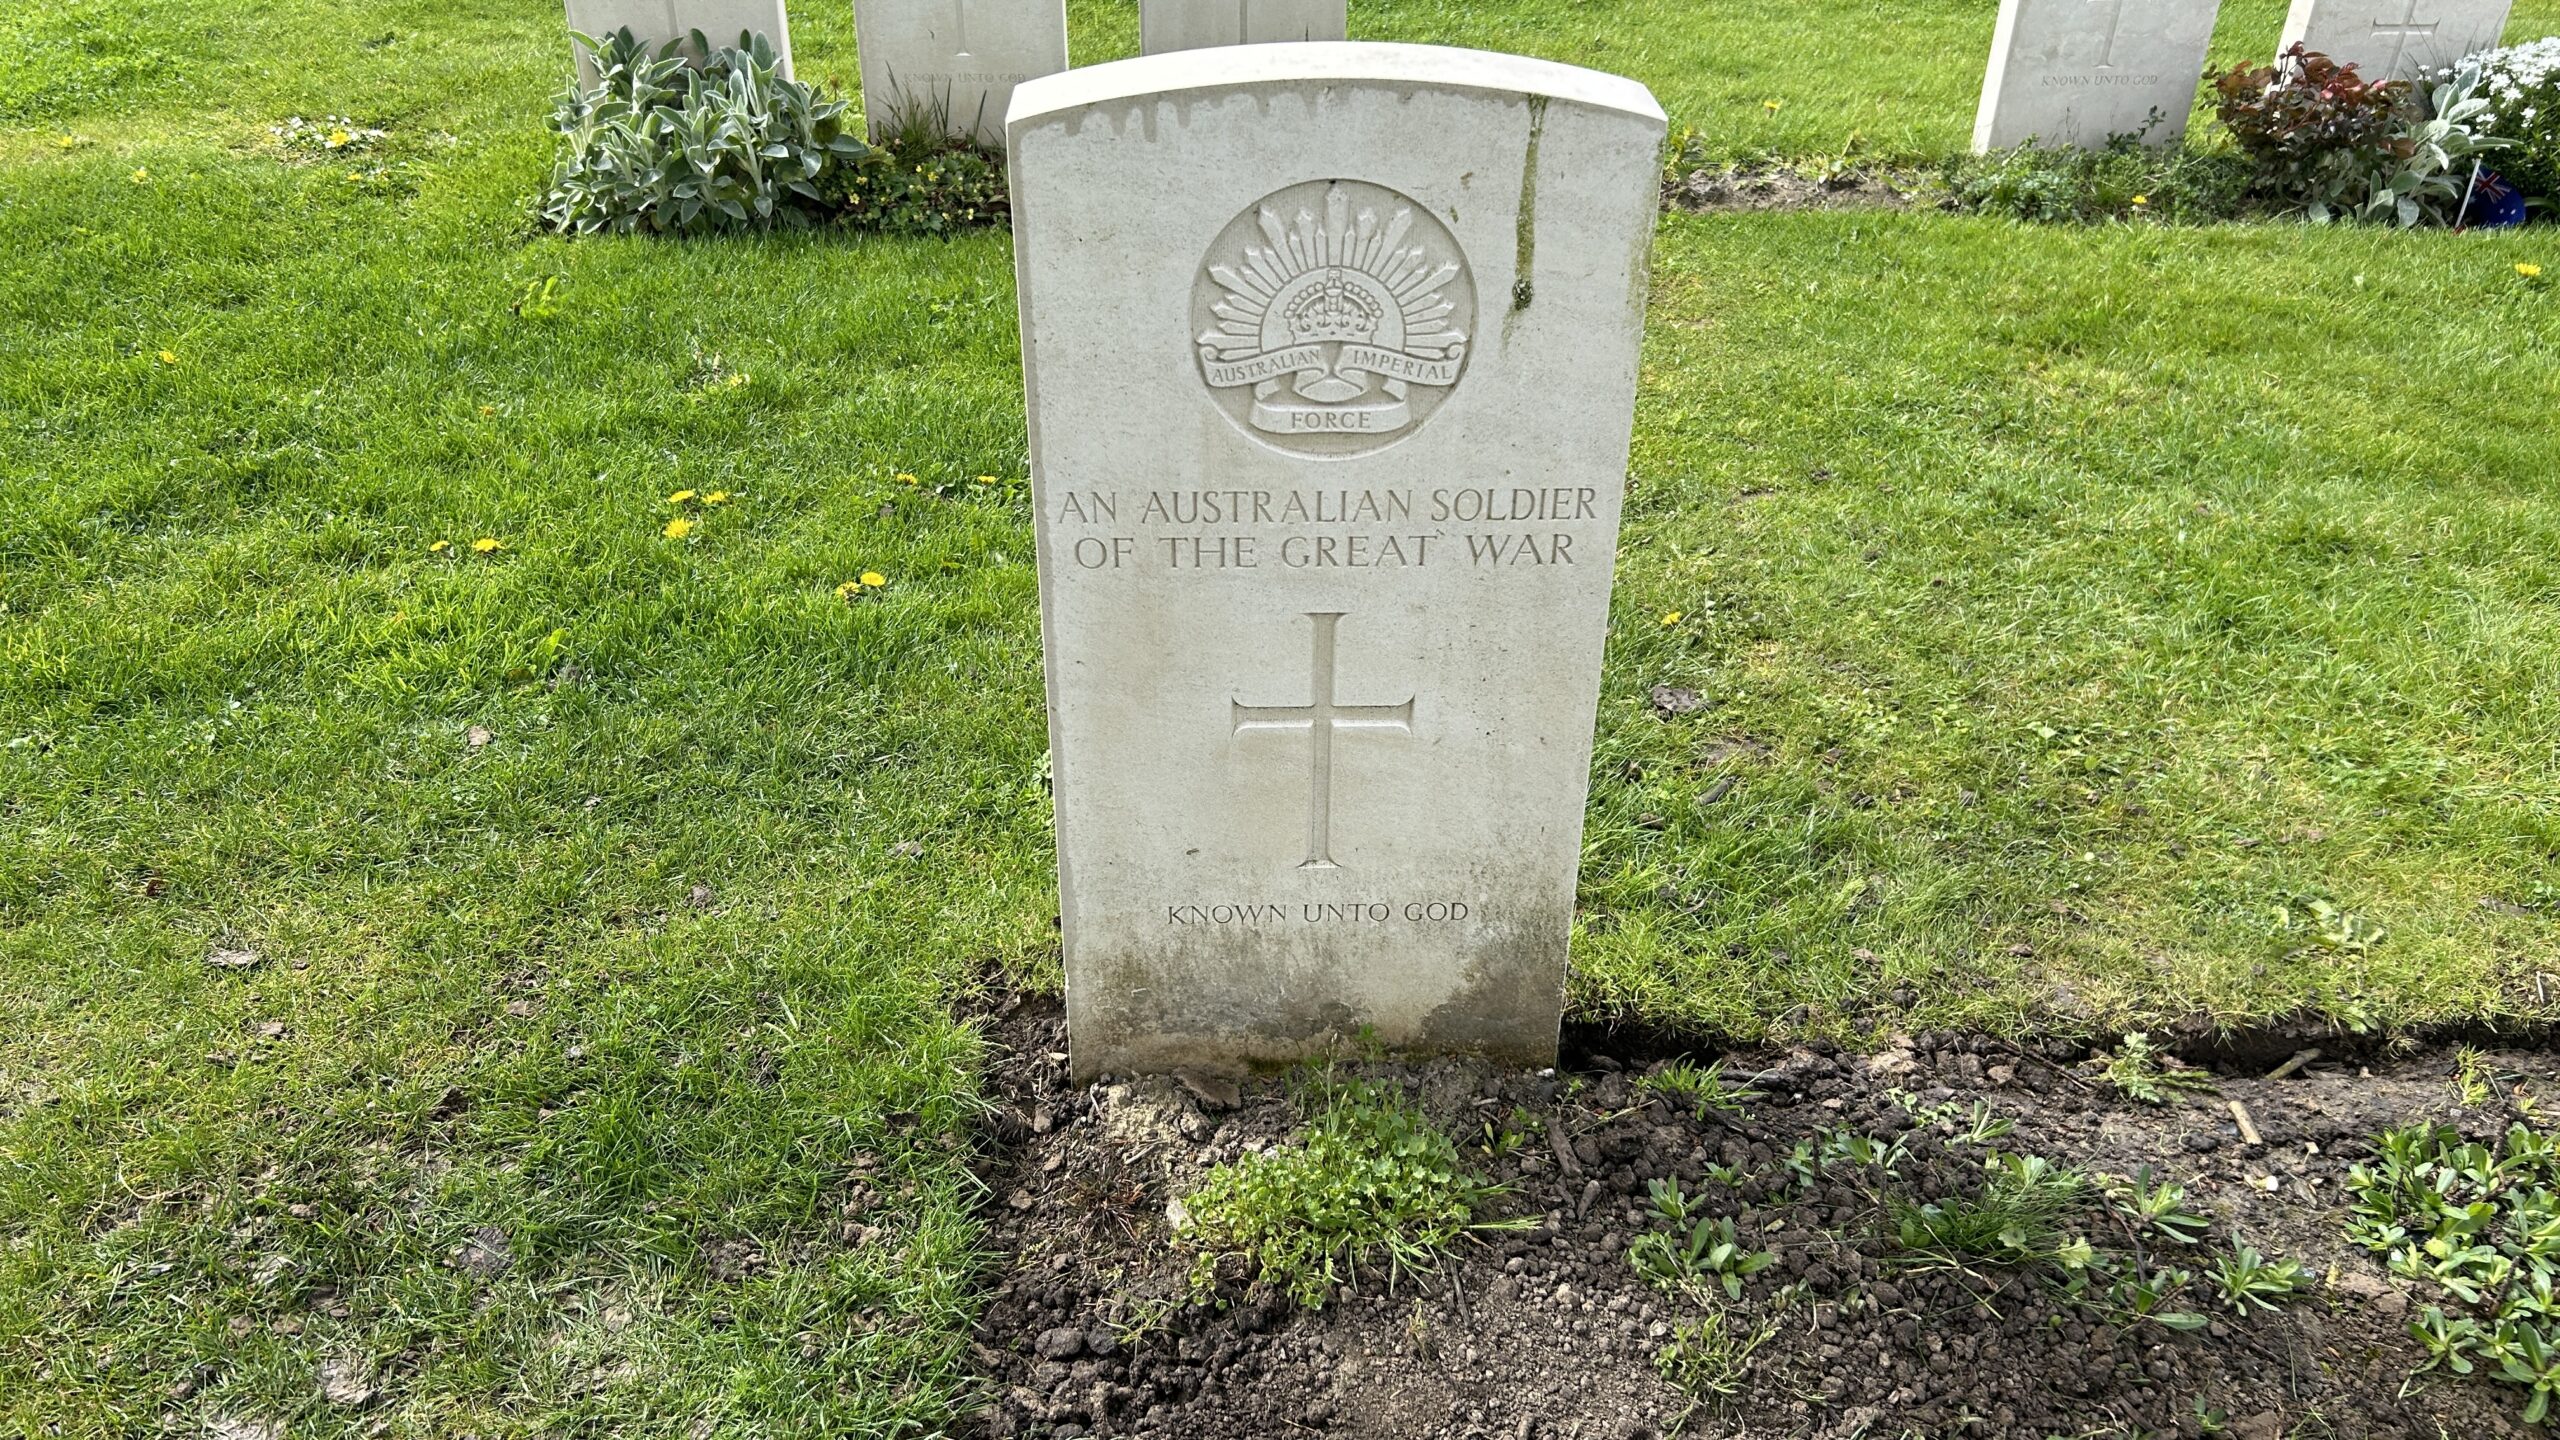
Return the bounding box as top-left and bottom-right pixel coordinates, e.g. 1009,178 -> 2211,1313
2277,0 -> 2514,81
565,0 -> 794,84
1139,0 -> 1348,56
1008,44 -> 1665,1078
857,0 -> 1068,149
1973,0 -> 2223,151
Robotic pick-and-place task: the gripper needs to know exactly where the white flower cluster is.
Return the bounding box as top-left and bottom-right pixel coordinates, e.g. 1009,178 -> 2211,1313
2437,37 -> 2560,134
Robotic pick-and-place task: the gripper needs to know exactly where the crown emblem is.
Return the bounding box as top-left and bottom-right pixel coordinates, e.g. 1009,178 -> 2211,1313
1193,181 -> 1473,451
1285,271 -> 1388,345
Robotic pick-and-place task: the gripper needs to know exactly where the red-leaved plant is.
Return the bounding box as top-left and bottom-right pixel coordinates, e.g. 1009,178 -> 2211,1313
2213,45 -> 2415,216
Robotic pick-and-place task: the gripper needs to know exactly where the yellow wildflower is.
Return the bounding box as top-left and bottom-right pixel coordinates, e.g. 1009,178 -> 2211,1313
1661,610 -> 1683,627
2521,263 -> 2545,279
703,490 -> 731,505
429,540 -> 451,554
663,517 -> 694,539
1762,99 -> 1782,112
55,135 -> 78,150
835,580 -> 863,599
976,474 -> 997,485
478,404 -> 495,416
130,167 -> 149,183
896,472 -> 920,485
668,489 -> 697,504
860,571 -> 886,588
2131,194 -> 2149,206
155,349 -> 177,366
471,537 -> 503,554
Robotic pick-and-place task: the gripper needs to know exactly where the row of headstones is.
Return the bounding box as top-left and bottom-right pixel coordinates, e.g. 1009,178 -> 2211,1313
563,0 -> 1347,146
1979,0 -> 2516,150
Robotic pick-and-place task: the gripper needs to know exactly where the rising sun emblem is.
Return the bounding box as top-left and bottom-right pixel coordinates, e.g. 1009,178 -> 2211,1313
1192,179 -> 1475,457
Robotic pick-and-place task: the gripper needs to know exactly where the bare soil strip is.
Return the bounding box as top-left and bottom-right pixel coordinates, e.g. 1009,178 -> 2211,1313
966,991 -> 2543,1439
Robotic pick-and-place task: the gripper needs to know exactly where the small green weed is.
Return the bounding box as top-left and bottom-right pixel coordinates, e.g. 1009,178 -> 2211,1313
1641,1059 -> 1761,1120
1646,1175 -> 1701,1225
1628,1216 -> 1777,1301
2100,1265 -> 2208,1332
1815,1124 -> 1910,1176
1654,1306 -> 1779,1408
1888,1088 -> 2016,1145
2110,1168 -> 2212,1246
1891,1151 -> 2087,1268
2211,1244 -> 2313,1314
2455,1046 -> 2503,1107
2093,1033 -> 2219,1106
1849,1144 -> 2222,1332
2271,898 -> 2390,956
1178,1078 -> 1513,1309
510,274 -> 565,320
1477,1105 -> 1538,1160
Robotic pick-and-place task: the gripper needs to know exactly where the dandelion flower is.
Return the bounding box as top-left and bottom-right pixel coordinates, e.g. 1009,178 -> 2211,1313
155,349 -> 178,366
703,490 -> 731,505
326,129 -> 351,148
663,517 -> 694,539
478,404 -> 496,416
429,540 -> 451,554
835,580 -> 862,599
1661,610 -> 1683,627
896,472 -> 920,485
976,475 -> 997,485
1762,99 -> 1782,112
471,537 -> 503,554
130,167 -> 149,183
2131,194 -> 2149,206
860,571 -> 886,588
2521,263 -> 2545,278
667,489 -> 697,504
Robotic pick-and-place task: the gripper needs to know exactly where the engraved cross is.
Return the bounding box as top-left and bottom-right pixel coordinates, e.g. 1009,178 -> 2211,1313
2370,0 -> 2441,73
2092,0 -> 2130,68
1232,611 -> 1414,870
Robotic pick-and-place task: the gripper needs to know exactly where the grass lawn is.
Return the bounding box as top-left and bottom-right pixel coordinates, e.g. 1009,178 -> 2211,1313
3,0 -> 2557,1434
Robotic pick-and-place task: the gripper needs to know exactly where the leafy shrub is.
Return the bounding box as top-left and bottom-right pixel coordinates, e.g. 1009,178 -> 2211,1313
541,28 -> 869,235
1175,1077 -> 1510,1308
2356,64 -> 2511,226
824,100 -> 1009,235
2455,37 -> 2560,201
1941,138 -> 2252,223
2214,45 -> 2411,216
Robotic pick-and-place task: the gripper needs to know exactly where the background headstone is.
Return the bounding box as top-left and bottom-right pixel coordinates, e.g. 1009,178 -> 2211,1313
565,0 -> 794,83
1973,0 -> 2223,151
857,0 -> 1068,148
1009,43 -> 1665,1079
2277,0 -> 2514,81
1138,0 -> 1348,55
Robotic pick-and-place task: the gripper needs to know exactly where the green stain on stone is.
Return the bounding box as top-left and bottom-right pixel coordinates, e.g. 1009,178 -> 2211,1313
1512,93 -> 1547,313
